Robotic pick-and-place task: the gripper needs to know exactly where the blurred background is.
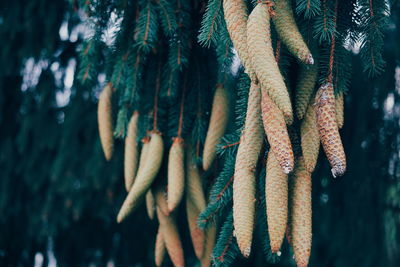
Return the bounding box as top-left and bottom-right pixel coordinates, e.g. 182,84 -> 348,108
0,0 -> 399,266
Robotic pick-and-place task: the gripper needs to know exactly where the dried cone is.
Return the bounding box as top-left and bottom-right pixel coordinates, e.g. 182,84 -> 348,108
157,207 -> 185,267
167,137 -> 185,212
203,85 -> 230,171
247,3 -> 293,124
272,0 -> 314,64
301,104 -> 320,173
315,83 -> 346,177
223,0 -> 253,75
295,64 -> 318,120
98,83 -> 114,160
335,92 -> 344,129
155,227 -> 166,267
117,132 -> 164,222
265,151 -> 288,253
233,82 -> 263,257
261,91 -> 294,173
290,157 -> 312,267
146,190 -> 155,220
200,224 -> 217,267
124,111 -> 139,191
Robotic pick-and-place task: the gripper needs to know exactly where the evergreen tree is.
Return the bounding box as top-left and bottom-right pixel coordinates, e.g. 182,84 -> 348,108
0,0 -> 399,266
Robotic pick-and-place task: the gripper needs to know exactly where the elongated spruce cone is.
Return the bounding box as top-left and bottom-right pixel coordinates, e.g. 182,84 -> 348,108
315,83 -> 346,177
167,137 -> 185,212
272,0 -> 313,64
295,64 -> 318,120
261,91 -> 294,173
124,111 -> 139,191
247,3 -> 293,124
290,157 -> 312,267
157,207 -> 185,267
301,104 -> 320,173
98,83 -> 114,160
223,0 -> 253,74
233,82 -> 263,257
117,132 -> 164,222
155,227 -> 166,267
203,85 -> 229,171
336,92 -> 344,129
265,151 -> 288,253
146,190 -> 155,220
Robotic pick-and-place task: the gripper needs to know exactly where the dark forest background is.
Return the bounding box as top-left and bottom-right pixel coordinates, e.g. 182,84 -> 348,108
0,0 -> 399,266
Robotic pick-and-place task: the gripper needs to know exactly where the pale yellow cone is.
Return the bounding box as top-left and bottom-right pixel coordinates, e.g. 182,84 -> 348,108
233,82 -> 263,257
146,190 -> 155,220
98,83 -> 114,160
265,151 -> 288,253
290,157 -> 312,267
200,223 -> 217,267
247,3 -> 293,124
124,111 -> 139,191
301,104 -> 320,173
117,132 -> 164,222
155,226 -> 166,267
203,85 -> 229,171
272,0 -> 313,64
167,137 -> 185,212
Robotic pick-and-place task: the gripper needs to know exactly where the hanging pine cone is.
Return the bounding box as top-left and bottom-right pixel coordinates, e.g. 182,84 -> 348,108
272,0 -> 314,64
301,104 -> 320,173
265,151 -> 288,253
186,146 -> 206,259
203,85 -> 230,171
261,91 -> 294,173
315,83 -> 346,177
290,157 -> 312,267
167,137 -> 185,212
223,0 -> 253,74
247,3 -> 293,124
117,132 -> 164,222
295,64 -> 318,120
336,92 -> 344,129
200,224 -> 216,267
154,226 -> 166,267
98,83 -> 114,161
124,111 -> 139,191
233,82 -> 263,257
157,206 -> 185,267
145,190 -> 155,220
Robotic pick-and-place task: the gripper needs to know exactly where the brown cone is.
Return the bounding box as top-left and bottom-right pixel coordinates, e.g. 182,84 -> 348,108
261,91 -> 294,173
315,83 -> 346,177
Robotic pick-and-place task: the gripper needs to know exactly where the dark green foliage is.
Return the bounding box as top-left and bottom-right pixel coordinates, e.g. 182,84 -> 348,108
212,211 -> 241,267
198,0 -> 223,47
295,0 -> 321,18
358,0 -> 388,76
1,0 -> 400,266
